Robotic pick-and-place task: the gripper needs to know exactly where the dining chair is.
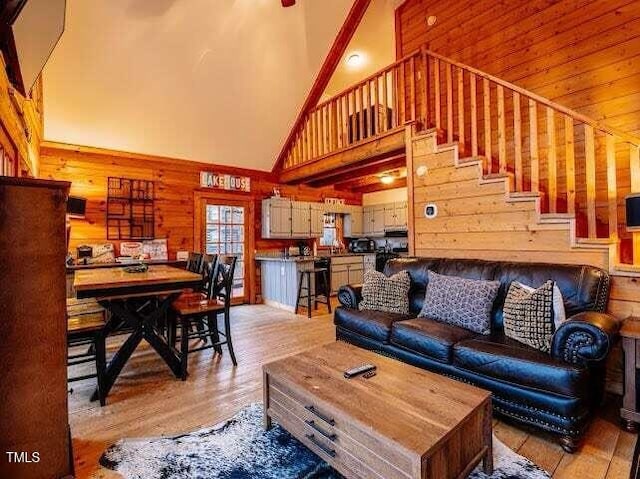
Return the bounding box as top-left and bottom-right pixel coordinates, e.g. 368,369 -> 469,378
171,255 -> 238,379
67,298 -> 107,406
185,252 -> 204,274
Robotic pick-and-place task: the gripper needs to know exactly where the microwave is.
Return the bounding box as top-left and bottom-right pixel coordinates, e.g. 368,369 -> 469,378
348,238 -> 376,253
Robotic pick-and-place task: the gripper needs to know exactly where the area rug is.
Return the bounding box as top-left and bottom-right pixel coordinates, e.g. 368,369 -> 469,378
100,404 -> 550,479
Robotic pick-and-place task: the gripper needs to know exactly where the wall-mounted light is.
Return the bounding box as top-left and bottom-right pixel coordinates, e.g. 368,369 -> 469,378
380,175 -> 395,185
346,52 -> 364,68
416,165 -> 428,177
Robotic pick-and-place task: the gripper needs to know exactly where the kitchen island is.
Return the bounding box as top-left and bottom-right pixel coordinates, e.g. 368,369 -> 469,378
256,253 -> 375,312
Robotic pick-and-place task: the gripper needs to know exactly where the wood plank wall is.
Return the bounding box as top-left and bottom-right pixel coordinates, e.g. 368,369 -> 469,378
396,0 -> 640,262
39,143 -> 361,302
0,56 -> 43,176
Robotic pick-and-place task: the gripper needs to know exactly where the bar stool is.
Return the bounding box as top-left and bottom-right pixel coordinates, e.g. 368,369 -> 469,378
295,267 -> 331,318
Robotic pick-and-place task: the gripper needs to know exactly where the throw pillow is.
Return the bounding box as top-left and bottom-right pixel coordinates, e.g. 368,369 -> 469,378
503,280 -> 555,353
418,270 -> 500,335
512,280 -> 566,329
359,270 -> 411,315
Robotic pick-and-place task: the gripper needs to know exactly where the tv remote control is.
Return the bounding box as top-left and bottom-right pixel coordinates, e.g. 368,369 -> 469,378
344,363 -> 376,379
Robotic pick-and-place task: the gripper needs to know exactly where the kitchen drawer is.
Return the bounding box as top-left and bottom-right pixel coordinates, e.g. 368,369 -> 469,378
267,378 -> 413,476
331,256 -> 364,266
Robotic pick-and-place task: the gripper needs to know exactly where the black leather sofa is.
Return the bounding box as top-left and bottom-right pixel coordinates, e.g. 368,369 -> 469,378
335,257 -> 620,452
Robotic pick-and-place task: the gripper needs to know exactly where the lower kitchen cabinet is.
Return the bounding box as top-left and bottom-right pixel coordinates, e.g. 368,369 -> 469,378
330,256 -> 365,293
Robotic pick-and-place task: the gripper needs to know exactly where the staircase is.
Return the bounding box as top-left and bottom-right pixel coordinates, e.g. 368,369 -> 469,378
278,45 -> 640,273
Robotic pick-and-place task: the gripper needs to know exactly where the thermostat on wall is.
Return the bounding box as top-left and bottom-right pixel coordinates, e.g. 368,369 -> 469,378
424,203 -> 438,219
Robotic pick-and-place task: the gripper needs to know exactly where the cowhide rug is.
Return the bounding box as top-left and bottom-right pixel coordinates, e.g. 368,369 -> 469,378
100,404 -> 550,479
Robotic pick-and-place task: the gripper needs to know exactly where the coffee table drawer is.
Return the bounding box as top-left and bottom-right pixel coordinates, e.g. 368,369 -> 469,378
268,378 -> 412,478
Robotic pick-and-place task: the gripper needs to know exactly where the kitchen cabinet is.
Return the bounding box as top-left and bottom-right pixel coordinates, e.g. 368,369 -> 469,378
262,198 -> 292,239
310,203 -> 324,237
363,206 -> 385,237
344,206 -> 364,237
330,256 -> 365,293
291,201 -> 311,238
384,201 -> 408,229
262,199 -> 325,239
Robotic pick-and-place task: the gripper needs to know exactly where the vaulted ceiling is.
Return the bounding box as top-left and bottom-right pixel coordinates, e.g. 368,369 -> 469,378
42,0 -> 353,171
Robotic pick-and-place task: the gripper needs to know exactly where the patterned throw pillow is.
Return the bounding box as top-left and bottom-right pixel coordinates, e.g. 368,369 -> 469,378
418,271 -> 500,335
359,270 -> 411,314
503,280 -> 555,353
512,281 -> 566,329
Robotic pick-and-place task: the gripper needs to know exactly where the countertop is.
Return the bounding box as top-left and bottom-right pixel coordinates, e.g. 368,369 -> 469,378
255,252 -> 376,262
67,259 -> 186,271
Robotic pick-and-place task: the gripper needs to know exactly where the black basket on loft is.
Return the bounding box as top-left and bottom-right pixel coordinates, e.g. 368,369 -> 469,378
106,177 -> 155,240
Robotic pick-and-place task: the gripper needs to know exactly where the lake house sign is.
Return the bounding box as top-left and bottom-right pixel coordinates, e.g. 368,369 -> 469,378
200,172 -> 251,192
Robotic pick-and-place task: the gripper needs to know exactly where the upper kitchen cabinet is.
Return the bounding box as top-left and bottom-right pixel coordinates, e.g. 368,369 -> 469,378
262,198 -> 326,239
291,201 -> 311,237
344,206 -> 364,238
262,198 -> 292,238
310,203 -> 324,237
384,201 -> 408,230
363,205 -> 385,236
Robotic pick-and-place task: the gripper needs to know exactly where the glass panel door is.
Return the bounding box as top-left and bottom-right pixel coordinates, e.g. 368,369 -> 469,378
204,204 -> 245,299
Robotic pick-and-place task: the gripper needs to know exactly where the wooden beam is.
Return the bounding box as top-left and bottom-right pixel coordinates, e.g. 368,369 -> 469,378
351,176 -> 408,194
308,154 -> 407,187
272,0 -> 372,173
280,127 -> 406,183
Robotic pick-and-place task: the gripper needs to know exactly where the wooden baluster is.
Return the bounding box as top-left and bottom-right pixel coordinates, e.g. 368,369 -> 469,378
631,145 -> 640,265
319,107 -> 325,155
585,124 -> 597,238
457,68 -> 465,154
470,72 -> 478,157
606,134 -> 618,243
434,59 -> 441,130
350,89 -> 356,145
304,118 -> 310,162
546,107 -> 557,213
325,104 -> 331,152
399,63 -> 406,125
373,76 -> 379,135
564,116 -> 575,215
332,101 -> 338,150
294,132 -> 300,165
309,112 -> 315,158
421,48 -> 429,129
382,70 -> 389,131
446,63 -> 453,143
336,96 -> 342,149
393,67 -> 399,128
483,78 -> 491,173
410,56 -> 416,122
529,100 -> 539,192
359,85 -> 365,140
497,85 -> 506,174
368,80 -> 374,137
315,109 -> 321,157
513,92 -> 522,191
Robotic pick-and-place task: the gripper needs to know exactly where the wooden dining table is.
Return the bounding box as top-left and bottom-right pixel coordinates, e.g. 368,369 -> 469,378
74,265 -> 203,402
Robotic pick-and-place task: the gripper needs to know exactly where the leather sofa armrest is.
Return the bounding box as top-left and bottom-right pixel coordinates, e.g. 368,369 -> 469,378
337,284 -> 363,309
551,311 -> 620,366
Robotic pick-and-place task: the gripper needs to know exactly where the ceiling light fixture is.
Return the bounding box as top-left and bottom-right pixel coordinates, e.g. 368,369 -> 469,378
346,53 -> 364,68
426,15 -> 437,26
380,175 -> 395,185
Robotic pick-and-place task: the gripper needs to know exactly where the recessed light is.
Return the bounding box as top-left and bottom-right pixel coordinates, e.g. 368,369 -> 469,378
426,15 -> 437,26
380,175 -> 395,185
346,53 -> 364,68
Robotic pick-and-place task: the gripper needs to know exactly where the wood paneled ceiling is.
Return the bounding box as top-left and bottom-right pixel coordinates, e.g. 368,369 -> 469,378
42,0 -> 354,171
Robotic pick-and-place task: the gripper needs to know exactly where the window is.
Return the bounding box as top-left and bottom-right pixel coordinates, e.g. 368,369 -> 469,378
320,213 -> 337,247
205,204 -> 245,298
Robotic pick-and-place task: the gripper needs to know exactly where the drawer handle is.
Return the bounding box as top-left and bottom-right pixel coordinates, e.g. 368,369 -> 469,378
305,405 -> 335,426
306,433 -> 336,457
305,419 -> 336,441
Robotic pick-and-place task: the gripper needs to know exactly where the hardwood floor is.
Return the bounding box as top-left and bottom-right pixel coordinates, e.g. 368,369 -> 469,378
68,305 -> 635,479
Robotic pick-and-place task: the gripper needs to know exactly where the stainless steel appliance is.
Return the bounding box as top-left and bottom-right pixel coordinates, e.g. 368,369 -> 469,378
375,252 -> 399,272
348,238 -> 375,253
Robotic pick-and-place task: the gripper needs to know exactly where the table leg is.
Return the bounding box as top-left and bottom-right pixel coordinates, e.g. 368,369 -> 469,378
263,371 -> 272,431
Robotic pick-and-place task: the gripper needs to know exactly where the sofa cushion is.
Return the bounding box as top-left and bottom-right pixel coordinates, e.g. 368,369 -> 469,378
334,307 -> 413,343
453,336 -> 588,398
390,318 -> 478,363
359,270 -> 411,314
418,270 -> 500,335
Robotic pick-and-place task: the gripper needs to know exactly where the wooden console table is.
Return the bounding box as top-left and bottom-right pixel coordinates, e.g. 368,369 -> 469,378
622,318 -> 640,432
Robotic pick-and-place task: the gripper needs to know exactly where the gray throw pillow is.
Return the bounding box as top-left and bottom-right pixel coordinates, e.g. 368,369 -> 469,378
503,280 -> 555,353
359,270 -> 411,314
418,270 -> 500,335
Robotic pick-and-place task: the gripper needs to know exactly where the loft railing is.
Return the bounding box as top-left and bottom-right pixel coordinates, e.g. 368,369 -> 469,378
280,45 -> 640,266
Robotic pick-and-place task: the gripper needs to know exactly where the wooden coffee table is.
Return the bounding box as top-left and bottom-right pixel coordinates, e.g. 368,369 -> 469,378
263,341 -> 493,479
